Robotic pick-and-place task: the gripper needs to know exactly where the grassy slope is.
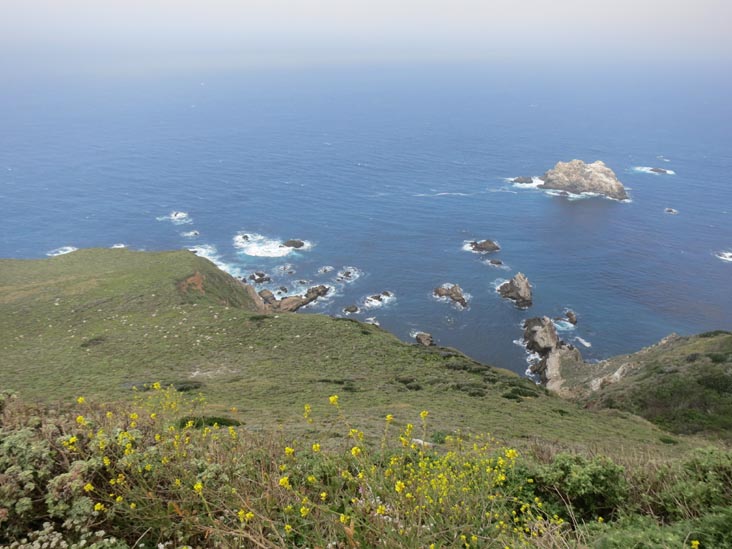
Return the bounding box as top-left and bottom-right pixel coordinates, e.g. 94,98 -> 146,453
0,248 -> 708,455
560,331 -> 732,439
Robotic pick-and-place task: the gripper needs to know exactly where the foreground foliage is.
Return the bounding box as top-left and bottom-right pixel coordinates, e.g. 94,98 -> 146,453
1,389 -> 730,548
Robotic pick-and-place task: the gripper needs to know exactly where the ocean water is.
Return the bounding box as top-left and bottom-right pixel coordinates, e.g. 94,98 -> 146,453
2,64 -> 731,375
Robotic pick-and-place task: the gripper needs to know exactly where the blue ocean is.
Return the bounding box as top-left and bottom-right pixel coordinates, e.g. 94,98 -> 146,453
2,64 -> 731,375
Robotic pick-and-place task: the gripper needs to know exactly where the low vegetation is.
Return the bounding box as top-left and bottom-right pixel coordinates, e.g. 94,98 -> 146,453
1,387 -> 730,548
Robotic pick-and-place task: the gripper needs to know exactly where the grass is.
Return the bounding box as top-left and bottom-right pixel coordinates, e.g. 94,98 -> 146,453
559,332 -> 732,439
0,248 -> 715,458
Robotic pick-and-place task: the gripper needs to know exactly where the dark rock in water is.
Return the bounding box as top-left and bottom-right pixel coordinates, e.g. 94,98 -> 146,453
565,310 -> 578,325
258,289 -> 277,305
539,159 -> 629,200
512,176 -> 534,184
434,284 -> 468,308
249,272 -> 271,284
277,285 -> 329,312
381,291 -> 392,297
344,305 -> 359,314
489,259 -> 503,266
470,239 -> 501,253
651,167 -> 671,174
238,234 -> 250,241
415,332 -> 435,346
665,208 -> 679,215
282,239 -> 305,249
498,273 -> 533,309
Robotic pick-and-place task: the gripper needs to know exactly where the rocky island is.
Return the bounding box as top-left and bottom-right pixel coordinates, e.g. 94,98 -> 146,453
515,159 -> 629,200
498,273 -> 533,309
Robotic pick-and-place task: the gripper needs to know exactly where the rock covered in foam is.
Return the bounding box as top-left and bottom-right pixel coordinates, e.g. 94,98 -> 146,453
540,160 -> 628,200
498,272 -> 533,309
415,332 -> 435,347
434,284 -> 468,308
469,239 -> 501,253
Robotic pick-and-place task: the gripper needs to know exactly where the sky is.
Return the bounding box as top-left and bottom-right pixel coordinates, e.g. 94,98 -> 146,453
1,0 -> 731,73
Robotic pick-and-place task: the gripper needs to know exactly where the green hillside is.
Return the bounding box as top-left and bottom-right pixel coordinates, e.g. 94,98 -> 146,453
0,248 -> 695,454
559,331 -> 732,439
2,249 -> 732,548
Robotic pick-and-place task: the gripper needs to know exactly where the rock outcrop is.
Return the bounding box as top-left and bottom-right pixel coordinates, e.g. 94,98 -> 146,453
523,317 -> 582,393
248,272 -> 271,284
539,160 -> 629,200
469,240 -> 500,253
650,167 -> 672,174
254,285 -> 329,313
434,284 -> 468,308
343,305 -> 359,314
415,332 -> 435,347
282,239 -> 305,249
498,273 -> 532,309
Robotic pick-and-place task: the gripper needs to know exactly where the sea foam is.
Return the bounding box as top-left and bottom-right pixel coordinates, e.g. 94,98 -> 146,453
157,211 -> 192,225
715,251 -> 732,263
46,246 -> 78,257
633,166 -> 676,175
188,244 -> 243,277
233,232 -> 313,258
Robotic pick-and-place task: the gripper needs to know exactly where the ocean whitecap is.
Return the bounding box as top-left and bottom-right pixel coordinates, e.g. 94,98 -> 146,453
181,230 -> 200,238
362,291 -> 396,309
233,232 -> 313,258
157,211 -> 193,225
633,166 -> 676,175
188,244 -> 243,277
715,251 -> 732,263
317,265 -> 335,274
509,176 -> 545,189
46,246 -> 78,257
364,317 -> 380,326
574,337 -> 592,348
552,319 -> 576,333
335,266 -> 363,283
110,243 -> 127,249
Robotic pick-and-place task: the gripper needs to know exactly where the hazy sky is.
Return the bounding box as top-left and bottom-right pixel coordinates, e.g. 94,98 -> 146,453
2,0 -> 730,72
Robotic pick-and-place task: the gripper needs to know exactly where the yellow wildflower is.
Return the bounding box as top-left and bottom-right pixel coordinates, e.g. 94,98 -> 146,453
193,482 -> 203,494
691,541 -> 700,549
284,446 -> 295,456
420,410 -> 429,420
395,480 -> 406,493
284,524 -> 293,534
312,443 -> 321,453
351,446 -> 362,457
76,396 -> 85,404
329,394 -> 339,406
279,476 -> 291,490
320,491 -> 327,501
300,505 -> 310,518
83,483 -> 94,493
94,502 -> 105,512
129,502 -> 137,510
76,415 -> 87,426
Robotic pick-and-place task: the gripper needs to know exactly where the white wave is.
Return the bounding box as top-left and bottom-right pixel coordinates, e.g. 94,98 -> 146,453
633,166 -> 676,175
492,278 -> 509,292
157,211 -> 192,225
574,337 -> 592,348
277,263 -> 296,273
317,265 -> 335,274
46,246 -> 78,257
110,243 -> 127,249
188,244 -> 243,277
552,320 -> 576,333
715,251 -> 732,263
233,233 -> 313,258
413,191 -> 471,197
362,291 -> 396,310
335,266 -> 363,283
664,208 -> 679,215
364,317 -> 380,326
511,176 -> 544,189
656,155 -> 671,163
181,230 -> 200,238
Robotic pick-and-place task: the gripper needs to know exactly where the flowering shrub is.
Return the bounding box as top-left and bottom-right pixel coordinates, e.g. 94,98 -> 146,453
0,388 -> 730,547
